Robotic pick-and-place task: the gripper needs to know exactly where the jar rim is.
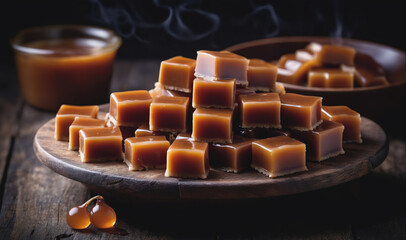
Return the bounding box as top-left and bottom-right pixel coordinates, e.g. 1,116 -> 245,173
11,24 -> 122,56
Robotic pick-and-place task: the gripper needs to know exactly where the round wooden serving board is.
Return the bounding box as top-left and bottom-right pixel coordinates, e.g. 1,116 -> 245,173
34,105 -> 389,201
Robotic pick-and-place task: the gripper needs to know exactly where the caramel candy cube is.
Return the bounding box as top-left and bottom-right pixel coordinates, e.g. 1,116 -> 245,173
68,117 -> 105,151
79,127 -> 123,163
280,93 -> 322,131
150,95 -> 189,132
158,56 -> 196,93
352,53 -> 389,87
55,104 -> 99,141
239,93 -> 281,129
317,44 -> 356,66
109,90 -> 152,127
277,54 -> 322,85
252,136 -> 307,178
210,136 -> 253,173
192,108 -> 233,144
192,78 -> 235,109
195,50 -> 249,86
308,68 -> 354,88
124,136 -> 170,171
322,106 -> 362,143
291,120 -> 345,162
247,59 -> 277,92
105,115 -> 137,140
165,138 -> 209,179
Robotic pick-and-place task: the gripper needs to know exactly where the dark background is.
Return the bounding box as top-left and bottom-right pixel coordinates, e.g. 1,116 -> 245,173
1,0 -> 405,65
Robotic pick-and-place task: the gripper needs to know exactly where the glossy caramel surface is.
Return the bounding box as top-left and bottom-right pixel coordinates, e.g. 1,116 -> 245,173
292,120 -> 344,161
69,117 -> 106,150
109,90 -> 152,126
192,108 -> 233,143
79,127 -> 123,162
195,50 -> 249,85
353,53 -> 389,87
247,59 -> 277,91
322,106 -> 361,143
308,68 -> 354,88
124,136 -> 169,170
165,138 -> 209,179
57,104 -> 99,117
192,78 -> 235,109
150,95 -> 189,132
159,56 -> 196,93
239,93 -> 281,128
317,44 -> 355,66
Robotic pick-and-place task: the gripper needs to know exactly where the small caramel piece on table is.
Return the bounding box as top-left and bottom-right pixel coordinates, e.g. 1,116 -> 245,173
55,104 -> 99,141
79,127 -> 123,163
276,54 -> 321,85
165,138 -> 209,179
247,59 -> 277,92
210,136 -> 254,173
195,50 -> 249,86
69,117 -> 105,151
239,93 -> 281,129
109,90 -> 152,127
150,95 -> 189,133
252,136 -> 307,178
124,136 -> 170,171
192,108 -> 233,144
291,120 -> 345,162
192,77 -> 235,109
280,93 -> 322,131
322,106 -> 362,143
308,68 -> 354,88
158,56 -> 196,93
316,44 -> 356,66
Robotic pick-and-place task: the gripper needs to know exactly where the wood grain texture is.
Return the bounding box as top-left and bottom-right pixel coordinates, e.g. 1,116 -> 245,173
34,104 -> 388,200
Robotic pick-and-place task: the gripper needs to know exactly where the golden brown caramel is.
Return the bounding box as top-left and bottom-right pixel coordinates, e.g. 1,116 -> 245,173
277,54 -> 322,85
124,136 -> 170,170
159,56 -> 196,93
165,138 -> 209,179
308,68 -> 354,88
252,136 -> 307,178
79,127 -> 123,163
67,195 -> 116,230
150,95 -> 189,132
280,93 -> 322,131
352,53 -> 389,87
90,198 -> 117,229
247,59 -> 277,91
149,82 -> 192,99
317,44 -> 355,66
239,93 -> 281,128
275,82 -> 286,95
192,108 -> 233,144
55,104 -> 99,141
69,117 -> 106,150
210,136 -> 253,173
67,204 -> 91,230
15,39 -> 117,111
192,77 -> 236,109
291,120 -> 345,161
109,90 -> 152,127
322,106 -> 362,143
195,50 -> 249,86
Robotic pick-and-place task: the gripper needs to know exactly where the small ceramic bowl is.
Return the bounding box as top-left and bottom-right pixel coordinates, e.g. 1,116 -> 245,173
225,36 -> 406,124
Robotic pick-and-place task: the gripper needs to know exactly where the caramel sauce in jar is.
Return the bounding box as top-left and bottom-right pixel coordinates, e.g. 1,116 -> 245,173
12,25 -> 121,111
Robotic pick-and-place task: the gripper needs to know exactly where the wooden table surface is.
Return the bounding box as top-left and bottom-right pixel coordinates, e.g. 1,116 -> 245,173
0,60 -> 405,239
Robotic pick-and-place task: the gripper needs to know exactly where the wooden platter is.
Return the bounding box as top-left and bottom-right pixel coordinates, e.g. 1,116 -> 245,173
34,105 -> 388,201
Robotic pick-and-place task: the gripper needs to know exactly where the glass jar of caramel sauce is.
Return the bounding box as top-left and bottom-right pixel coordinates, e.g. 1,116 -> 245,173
12,25 -> 121,111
